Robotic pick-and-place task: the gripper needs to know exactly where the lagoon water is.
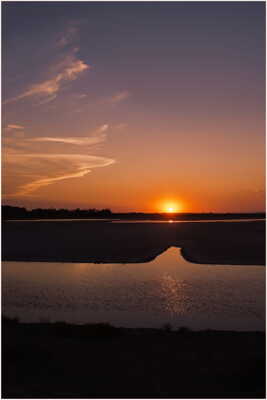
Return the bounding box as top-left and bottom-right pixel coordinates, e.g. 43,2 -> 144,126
2,247 -> 265,330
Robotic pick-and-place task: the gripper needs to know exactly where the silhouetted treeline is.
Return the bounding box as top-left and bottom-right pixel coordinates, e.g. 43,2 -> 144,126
2,205 -> 266,221
2,205 -> 112,220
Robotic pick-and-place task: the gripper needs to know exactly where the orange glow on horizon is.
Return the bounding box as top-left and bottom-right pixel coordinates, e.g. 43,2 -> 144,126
159,200 -> 183,213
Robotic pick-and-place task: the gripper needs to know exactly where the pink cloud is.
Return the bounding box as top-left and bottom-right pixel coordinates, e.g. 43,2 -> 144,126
4,56 -> 89,105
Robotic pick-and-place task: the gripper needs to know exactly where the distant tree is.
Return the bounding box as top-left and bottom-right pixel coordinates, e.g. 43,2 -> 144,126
2,205 -> 27,219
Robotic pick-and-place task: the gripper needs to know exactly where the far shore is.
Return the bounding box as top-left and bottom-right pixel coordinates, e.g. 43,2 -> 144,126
3,219 -> 265,265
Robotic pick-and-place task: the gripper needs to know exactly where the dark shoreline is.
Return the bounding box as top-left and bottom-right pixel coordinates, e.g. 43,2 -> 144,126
2,317 -> 265,398
3,220 -> 265,265
3,214 -> 266,222
2,204 -> 265,221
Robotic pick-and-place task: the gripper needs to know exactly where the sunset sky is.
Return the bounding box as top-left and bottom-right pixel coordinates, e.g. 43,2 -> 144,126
3,2 -> 265,212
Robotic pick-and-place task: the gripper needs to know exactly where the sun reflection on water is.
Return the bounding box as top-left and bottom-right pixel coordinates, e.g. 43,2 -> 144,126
2,247 -> 265,330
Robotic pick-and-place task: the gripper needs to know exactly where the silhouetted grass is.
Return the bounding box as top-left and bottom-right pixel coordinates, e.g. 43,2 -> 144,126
2,317 -> 265,398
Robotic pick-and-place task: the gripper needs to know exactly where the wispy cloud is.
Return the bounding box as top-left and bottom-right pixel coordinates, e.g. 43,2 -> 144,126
95,124 -> 109,133
115,123 -> 128,130
3,123 -> 115,197
30,136 -> 105,146
6,124 -> 24,131
4,153 -> 115,196
3,55 -> 89,105
56,25 -> 79,48
29,124 -> 109,146
75,93 -> 88,99
106,90 -> 131,105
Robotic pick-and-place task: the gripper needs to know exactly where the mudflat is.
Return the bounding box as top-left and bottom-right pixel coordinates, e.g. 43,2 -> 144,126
2,220 -> 265,265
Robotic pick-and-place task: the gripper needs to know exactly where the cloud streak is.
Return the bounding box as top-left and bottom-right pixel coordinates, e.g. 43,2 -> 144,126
4,56 -> 89,105
29,124 -> 109,146
6,124 -> 24,131
4,153 -> 115,196
30,135 -> 106,146
106,90 -> 131,105
3,123 -> 115,197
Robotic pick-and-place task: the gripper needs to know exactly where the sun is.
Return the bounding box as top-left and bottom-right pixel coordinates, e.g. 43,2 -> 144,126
162,201 -> 182,213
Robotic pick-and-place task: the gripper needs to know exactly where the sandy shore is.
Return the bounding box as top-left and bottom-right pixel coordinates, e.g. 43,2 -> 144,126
2,220 -> 265,265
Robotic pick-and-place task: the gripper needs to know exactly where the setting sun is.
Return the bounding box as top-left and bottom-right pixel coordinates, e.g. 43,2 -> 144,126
161,201 -> 182,213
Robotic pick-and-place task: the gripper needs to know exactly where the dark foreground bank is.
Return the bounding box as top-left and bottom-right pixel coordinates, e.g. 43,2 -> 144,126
2,317 -> 265,398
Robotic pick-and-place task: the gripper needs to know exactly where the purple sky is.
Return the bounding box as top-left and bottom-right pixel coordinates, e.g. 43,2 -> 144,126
3,2 -> 265,212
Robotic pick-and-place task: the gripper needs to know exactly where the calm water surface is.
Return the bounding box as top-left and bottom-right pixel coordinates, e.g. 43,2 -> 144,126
2,247 -> 265,330
7,218 -> 265,223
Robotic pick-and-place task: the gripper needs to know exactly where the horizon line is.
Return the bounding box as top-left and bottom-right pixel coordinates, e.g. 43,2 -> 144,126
2,205 -> 266,215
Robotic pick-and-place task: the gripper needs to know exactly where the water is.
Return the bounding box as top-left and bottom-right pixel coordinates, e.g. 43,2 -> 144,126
2,247 -> 265,330
7,218 -> 265,223
112,218 -> 265,223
